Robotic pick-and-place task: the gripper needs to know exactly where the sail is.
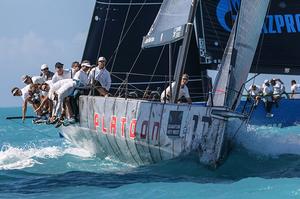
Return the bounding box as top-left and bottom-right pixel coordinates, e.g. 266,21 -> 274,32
142,0 -> 193,48
226,0 -> 270,110
196,0 -> 235,66
197,0 -> 300,75
210,23 -> 236,107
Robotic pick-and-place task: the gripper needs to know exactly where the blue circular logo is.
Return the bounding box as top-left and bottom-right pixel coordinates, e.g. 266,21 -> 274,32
216,0 -> 240,32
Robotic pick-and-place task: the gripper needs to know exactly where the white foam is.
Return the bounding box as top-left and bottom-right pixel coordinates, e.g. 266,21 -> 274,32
0,145 -> 61,170
0,143 -> 95,170
234,125 -> 300,156
64,146 -> 95,159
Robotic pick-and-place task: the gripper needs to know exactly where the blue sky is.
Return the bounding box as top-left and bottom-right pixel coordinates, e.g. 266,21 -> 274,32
0,0 -> 94,107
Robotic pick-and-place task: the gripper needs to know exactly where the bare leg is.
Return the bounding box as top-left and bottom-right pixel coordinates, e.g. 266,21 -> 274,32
64,97 -> 73,119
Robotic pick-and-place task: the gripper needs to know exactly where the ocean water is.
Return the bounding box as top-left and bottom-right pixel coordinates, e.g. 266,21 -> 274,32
0,107 -> 300,199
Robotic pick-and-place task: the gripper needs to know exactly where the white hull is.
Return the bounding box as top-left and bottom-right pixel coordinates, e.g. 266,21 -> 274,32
60,96 -> 237,167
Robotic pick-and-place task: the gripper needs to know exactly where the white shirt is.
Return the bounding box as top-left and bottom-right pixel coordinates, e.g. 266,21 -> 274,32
273,82 -> 284,95
161,82 -> 190,102
263,85 -> 273,102
21,85 -> 31,101
48,79 -> 75,100
52,69 -> 72,84
31,76 -> 45,84
73,69 -> 89,86
248,85 -> 261,96
88,67 -> 111,91
291,84 -> 300,99
71,68 -> 77,78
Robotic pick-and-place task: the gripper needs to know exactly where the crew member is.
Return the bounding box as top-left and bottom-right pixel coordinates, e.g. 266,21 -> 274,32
21,74 -> 45,85
262,80 -> 273,117
88,57 -> 111,96
39,79 -> 76,125
161,74 -> 192,104
52,62 -> 72,84
248,84 -> 262,106
291,80 -> 300,99
40,64 -> 54,81
11,85 -> 41,122
71,61 -> 80,78
270,78 -> 285,107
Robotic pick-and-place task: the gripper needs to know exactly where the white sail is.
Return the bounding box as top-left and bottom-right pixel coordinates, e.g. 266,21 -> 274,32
210,23 -> 236,107
226,0 -> 270,110
211,0 -> 270,109
142,0 -> 193,48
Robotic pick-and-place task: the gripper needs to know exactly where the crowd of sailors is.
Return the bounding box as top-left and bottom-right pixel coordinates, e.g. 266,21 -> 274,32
11,56 -> 193,127
13,56 -> 300,125
247,78 -> 300,117
11,57 -> 112,127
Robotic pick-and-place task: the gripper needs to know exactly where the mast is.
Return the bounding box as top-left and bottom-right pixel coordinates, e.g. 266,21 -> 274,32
172,0 -> 199,103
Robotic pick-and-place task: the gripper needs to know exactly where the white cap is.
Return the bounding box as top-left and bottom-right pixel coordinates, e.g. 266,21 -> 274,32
264,79 -> 269,84
11,87 -> 19,96
41,64 -> 48,70
81,62 -> 92,68
182,74 -> 189,80
98,57 -> 106,62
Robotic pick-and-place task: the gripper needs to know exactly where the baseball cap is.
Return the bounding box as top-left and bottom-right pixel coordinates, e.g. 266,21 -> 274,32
81,62 -> 92,67
98,57 -> 106,62
11,87 -> 19,96
41,64 -> 48,70
55,62 -> 64,68
182,74 -> 189,80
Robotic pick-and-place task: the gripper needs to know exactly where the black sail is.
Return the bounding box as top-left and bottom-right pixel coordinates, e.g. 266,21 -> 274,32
82,0 -> 300,102
82,0 -> 209,101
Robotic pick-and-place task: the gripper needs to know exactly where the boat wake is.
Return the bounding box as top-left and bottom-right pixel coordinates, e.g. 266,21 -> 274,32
0,144 -> 94,170
234,124 -> 300,156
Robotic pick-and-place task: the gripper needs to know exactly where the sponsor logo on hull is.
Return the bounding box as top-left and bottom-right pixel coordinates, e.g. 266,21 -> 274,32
94,113 -> 160,140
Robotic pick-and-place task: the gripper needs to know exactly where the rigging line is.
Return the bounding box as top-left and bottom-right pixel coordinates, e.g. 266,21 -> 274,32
96,1 -> 162,6
203,1 -> 225,51
145,45 -> 166,89
110,0 -> 133,72
110,74 -> 126,93
97,0 -> 112,59
252,2 -> 271,84
7,119 -> 54,139
111,74 -> 128,97
111,73 -> 144,96
106,0 -> 148,65
128,48 -> 143,74
111,73 -> 143,97
112,71 -> 205,78
228,0 -> 237,34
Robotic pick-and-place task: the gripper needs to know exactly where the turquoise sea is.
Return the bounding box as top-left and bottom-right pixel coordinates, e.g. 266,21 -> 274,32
0,107 -> 300,199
